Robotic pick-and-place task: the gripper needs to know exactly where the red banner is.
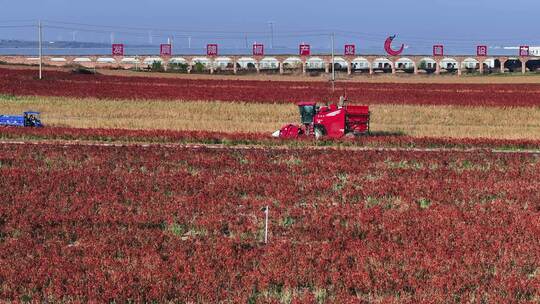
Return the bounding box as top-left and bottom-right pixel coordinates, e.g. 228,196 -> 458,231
344,44 -> 355,56
160,44 -> 172,56
433,45 -> 444,57
476,45 -> 488,57
299,44 -> 310,56
112,44 -> 124,56
207,44 -> 218,56
253,43 -> 264,56
519,45 -> 530,57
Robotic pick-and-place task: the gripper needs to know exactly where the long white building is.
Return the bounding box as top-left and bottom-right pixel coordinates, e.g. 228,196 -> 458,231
529,47 -> 540,56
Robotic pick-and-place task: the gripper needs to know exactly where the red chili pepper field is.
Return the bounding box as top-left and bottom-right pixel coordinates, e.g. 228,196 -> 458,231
0,141 -> 539,302
1,67 -> 540,302
2,67 -> 540,106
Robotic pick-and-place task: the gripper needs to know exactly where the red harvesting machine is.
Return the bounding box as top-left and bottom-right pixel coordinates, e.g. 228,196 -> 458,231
273,98 -> 370,139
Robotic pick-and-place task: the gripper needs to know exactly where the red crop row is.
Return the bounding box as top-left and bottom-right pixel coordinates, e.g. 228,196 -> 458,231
2,126 -> 540,150
0,143 -> 539,302
2,67 -> 540,106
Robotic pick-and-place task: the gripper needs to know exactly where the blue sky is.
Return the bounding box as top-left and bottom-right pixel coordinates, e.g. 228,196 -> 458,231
2,0 -> 539,54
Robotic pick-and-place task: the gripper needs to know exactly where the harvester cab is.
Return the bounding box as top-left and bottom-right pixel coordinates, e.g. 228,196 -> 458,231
298,102 -> 317,131
273,97 -> 370,139
24,112 -> 43,127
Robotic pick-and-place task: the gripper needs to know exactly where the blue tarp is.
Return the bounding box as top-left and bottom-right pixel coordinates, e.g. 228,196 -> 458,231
0,115 -> 25,127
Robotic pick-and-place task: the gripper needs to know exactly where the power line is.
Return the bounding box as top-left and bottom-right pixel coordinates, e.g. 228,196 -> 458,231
0,19 -> 37,23
42,20 -> 332,35
43,24 -> 332,41
335,32 -> 537,44
2,20 -> 538,53
0,25 -> 36,29
3,19 -> 540,42
42,20 -> 268,34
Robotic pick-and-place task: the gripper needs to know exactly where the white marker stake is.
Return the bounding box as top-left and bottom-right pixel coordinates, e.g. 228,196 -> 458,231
264,206 -> 269,244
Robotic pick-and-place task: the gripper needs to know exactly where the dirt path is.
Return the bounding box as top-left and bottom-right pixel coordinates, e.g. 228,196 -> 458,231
3,139 -> 540,154
102,69 -> 540,84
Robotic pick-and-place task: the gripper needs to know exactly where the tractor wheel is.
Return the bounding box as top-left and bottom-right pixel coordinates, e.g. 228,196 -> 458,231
314,127 -> 324,140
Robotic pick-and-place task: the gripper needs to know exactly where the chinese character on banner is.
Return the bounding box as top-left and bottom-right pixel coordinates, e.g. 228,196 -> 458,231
519,45 -> 530,57
253,43 -> 264,56
112,44 -> 124,56
160,44 -> 172,56
344,44 -> 356,56
299,44 -> 310,56
207,44 -> 218,56
477,45 -> 488,56
433,45 -> 444,57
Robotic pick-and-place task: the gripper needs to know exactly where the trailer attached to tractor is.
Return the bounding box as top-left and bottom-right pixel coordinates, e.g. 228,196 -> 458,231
0,111 -> 43,127
273,98 -> 370,139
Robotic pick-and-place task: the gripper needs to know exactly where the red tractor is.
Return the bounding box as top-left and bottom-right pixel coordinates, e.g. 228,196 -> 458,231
273,98 -> 370,139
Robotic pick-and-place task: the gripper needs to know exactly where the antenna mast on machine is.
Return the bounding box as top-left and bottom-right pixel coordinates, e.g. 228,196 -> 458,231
38,20 -> 43,80
268,21 -> 274,49
331,32 -> 335,92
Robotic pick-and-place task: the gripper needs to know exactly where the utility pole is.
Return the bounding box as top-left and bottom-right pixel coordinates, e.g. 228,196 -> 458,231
38,20 -> 42,80
188,36 -> 191,49
331,32 -> 335,92
244,34 -> 248,49
268,21 -> 274,49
